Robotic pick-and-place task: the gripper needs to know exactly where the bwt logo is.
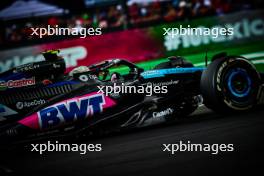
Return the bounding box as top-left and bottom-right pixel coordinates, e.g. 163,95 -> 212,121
39,94 -> 105,129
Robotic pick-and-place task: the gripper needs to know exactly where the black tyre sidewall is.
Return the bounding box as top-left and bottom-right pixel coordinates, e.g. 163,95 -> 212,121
201,57 -> 261,111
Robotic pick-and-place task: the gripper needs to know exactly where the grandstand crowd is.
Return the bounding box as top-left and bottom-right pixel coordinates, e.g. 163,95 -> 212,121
0,0 -> 262,46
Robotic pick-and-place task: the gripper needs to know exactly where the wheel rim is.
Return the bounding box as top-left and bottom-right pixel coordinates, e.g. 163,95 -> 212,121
226,68 -> 252,98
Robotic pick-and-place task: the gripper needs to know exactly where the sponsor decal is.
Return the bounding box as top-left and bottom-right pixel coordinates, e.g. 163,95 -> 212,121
18,93 -> 116,129
16,99 -> 46,110
78,74 -> 97,82
141,107 -> 174,127
144,80 -> 179,87
0,77 -> 35,89
153,108 -> 174,118
141,68 -> 205,79
38,94 -> 104,129
15,63 -> 40,72
0,104 -> 17,121
0,46 -> 87,73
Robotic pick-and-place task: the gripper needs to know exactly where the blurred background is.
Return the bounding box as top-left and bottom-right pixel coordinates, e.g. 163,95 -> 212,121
0,0 -> 263,73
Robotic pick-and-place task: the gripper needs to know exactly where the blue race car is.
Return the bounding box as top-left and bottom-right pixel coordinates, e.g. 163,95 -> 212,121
0,51 -> 263,145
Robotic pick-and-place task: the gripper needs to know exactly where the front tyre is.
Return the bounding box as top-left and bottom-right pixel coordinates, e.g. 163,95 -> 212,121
200,56 -> 261,112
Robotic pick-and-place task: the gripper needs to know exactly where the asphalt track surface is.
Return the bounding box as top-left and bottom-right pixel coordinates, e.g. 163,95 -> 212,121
1,106 -> 264,176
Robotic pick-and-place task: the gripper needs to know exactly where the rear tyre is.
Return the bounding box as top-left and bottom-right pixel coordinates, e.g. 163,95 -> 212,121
200,56 -> 261,112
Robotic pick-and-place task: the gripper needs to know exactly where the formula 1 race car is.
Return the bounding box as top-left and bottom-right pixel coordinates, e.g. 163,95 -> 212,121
0,50 -> 264,145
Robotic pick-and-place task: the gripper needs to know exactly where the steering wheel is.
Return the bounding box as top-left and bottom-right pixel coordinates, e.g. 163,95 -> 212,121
110,72 -> 123,82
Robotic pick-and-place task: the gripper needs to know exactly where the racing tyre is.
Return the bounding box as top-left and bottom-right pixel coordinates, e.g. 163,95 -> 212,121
200,56 -> 261,112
